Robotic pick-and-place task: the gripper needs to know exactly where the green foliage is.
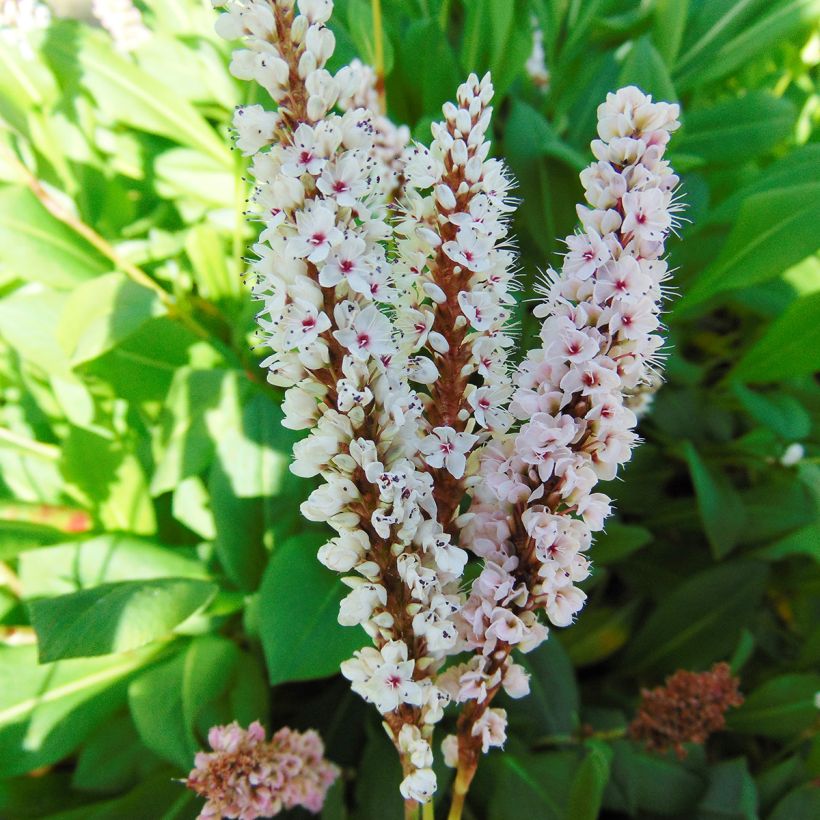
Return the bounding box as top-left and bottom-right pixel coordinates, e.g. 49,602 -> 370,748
0,0 -> 818,817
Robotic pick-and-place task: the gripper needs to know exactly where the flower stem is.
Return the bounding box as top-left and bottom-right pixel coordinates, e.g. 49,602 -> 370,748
405,800 -> 420,820
371,0 -> 386,110
423,801 -> 435,820
447,761 -> 476,820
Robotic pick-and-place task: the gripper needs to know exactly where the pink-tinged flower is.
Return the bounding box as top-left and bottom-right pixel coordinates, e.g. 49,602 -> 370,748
606,296 -> 659,340
281,298 -> 332,351
318,235 -> 369,287
564,230 -> 610,280
420,426 -> 479,479
457,289 -> 502,331
186,721 -> 339,819
468,385 -> 513,432
443,226 -> 493,272
281,123 -> 327,177
316,155 -> 368,207
288,205 -> 342,263
621,188 -> 671,243
332,304 -> 395,360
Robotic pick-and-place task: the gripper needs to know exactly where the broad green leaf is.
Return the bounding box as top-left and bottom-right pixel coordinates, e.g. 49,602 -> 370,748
732,292 -> 820,382
683,441 -> 746,558
28,578 -> 217,661
727,673 -> 820,738
56,272 -> 165,365
561,603 -> 640,667
675,0 -> 819,90
346,0 -> 395,76
71,712 -> 148,793
47,22 -> 230,165
704,144 -> 820,226
678,184 -> 820,310
208,461 -> 267,592
675,92 -> 795,165
733,384 -> 812,440
185,223 -> 239,301
618,36 -> 677,103
155,148 -> 234,207
150,368 -> 228,496
622,561 -> 768,674
0,644 -> 155,777
60,425 -> 157,535
604,739 -> 705,816
353,725 -> 404,820
19,534 -> 207,598
652,0 -> 690,65
697,758 -> 758,820
0,186 -> 109,288
458,0 -> 532,99
259,532 -> 366,685
502,637 -> 580,740
128,637 -> 239,771
594,522 -> 653,564
769,784 -> 820,820
482,745 -> 580,820
753,524 -> 820,562
568,741 -> 613,820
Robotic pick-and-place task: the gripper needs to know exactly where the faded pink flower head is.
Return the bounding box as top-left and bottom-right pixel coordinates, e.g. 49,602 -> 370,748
186,721 -> 339,819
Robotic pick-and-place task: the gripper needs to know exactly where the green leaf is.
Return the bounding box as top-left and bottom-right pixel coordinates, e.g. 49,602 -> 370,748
185,224 -> 239,301
733,384 -> 812,440
47,22 -> 230,165
696,758 -> 758,820
568,741 -> 613,820
733,293 -> 820,382
458,0 -> 532,99
502,637 -> 580,739
622,561 -> 768,674
678,183 -> 820,310
346,0 -> 395,76
0,645 -> 155,777
618,36 -> 677,102
19,534 -> 208,598
28,578 -> 217,662
0,186 -> 108,288
675,0 -> 818,90
561,603 -> 640,667
128,636 -> 240,772
652,0 -> 690,65
727,673 -> 820,738
594,522 -> 653,564
604,739 -> 705,816
59,425 -> 157,536
155,148 -> 234,207
675,93 -> 796,165
683,441 -> 746,558
57,272 -> 165,365
753,524 -> 820,562
769,784 -> 820,820
71,712 -> 148,793
259,532 -> 366,686
482,745 -> 580,820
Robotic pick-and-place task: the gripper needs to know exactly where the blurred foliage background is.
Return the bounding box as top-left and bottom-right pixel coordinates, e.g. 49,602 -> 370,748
0,0 -> 818,818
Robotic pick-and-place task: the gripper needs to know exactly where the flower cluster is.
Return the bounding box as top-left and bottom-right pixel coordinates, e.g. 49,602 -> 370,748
186,721 -> 339,818
395,72 -> 517,524
446,86 -> 681,773
216,0 -> 468,802
218,0 -> 685,805
92,0 -> 150,52
629,663 -> 744,759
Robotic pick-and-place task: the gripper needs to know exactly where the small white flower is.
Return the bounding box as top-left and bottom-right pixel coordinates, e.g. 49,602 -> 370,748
333,304 -> 395,360
399,768 -> 437,803
288,204 -> 342,263
419,426 -> 479,479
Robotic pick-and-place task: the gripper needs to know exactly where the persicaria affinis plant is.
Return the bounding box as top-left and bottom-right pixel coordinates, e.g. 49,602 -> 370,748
212,0 -> 683,814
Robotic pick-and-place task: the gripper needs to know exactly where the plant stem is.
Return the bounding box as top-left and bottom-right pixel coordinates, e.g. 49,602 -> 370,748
0,427 -> 60,461
422,801 -> 435,820
405,800 -> 420,820
371,0 -> 386,110
447,761 -> 476,820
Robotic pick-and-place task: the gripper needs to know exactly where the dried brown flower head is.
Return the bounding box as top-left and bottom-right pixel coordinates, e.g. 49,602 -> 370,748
628,662 -> 743,759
